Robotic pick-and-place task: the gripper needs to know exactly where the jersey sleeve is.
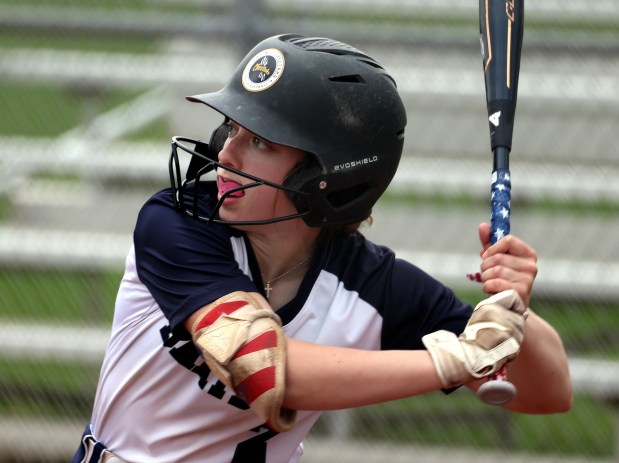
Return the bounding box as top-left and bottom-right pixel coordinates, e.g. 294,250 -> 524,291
379,257 -> 473,351
133,188 -> 257,334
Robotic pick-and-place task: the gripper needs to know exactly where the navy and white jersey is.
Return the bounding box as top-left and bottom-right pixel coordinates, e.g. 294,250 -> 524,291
87,182 -> 472,463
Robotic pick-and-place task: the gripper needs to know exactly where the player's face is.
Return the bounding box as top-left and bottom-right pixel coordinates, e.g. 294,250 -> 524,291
215,121 -> 305,225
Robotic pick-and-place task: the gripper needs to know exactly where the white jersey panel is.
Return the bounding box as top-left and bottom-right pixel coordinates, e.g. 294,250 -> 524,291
230,235 -> 252,280
285,269 -> 382,350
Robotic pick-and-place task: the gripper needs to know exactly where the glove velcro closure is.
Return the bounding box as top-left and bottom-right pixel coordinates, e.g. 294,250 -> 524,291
191,291 -> 296,432
474,289 -> 527,316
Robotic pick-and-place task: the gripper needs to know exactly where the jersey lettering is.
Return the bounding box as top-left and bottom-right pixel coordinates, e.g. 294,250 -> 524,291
160,325 -> 276,461
159,325 -> 250,409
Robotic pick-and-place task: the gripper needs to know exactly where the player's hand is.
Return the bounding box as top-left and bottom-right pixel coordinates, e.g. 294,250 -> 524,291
422,290 -> 527,388
477,223 -> 537,308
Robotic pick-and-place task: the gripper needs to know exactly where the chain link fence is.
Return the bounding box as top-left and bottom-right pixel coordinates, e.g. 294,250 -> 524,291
1,0 -> 618,461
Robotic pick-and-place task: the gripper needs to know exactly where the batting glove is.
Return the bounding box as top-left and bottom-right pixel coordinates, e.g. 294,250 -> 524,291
422,289 -> 527,389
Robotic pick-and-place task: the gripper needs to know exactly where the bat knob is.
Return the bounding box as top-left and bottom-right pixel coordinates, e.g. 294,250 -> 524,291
477,379 -> 517,405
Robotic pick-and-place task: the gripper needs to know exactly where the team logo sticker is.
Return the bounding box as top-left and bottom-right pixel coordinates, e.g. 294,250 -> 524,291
241,48 -> 285,92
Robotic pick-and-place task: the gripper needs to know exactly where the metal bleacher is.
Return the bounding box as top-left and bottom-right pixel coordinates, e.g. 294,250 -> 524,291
1,47 -> 618,295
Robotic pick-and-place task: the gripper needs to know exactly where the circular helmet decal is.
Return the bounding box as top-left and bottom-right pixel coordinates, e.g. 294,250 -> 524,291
241,48 -> 285,92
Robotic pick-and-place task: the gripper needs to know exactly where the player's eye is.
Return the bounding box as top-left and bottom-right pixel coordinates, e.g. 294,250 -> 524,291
225,122 -> 239,138
253,137 -> 267,149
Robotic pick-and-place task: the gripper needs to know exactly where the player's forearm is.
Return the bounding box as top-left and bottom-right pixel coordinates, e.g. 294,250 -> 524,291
500,310 -> 572,414
283,338 -> 442,410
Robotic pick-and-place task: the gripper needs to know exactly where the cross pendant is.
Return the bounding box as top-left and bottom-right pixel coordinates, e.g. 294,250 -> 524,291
264,282 -> 272,299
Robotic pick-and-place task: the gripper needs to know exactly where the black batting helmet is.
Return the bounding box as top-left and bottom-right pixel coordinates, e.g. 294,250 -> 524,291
170,33 -> 406,227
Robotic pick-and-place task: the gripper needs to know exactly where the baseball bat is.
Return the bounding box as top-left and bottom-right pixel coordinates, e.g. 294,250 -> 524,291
476,0 -> 524,405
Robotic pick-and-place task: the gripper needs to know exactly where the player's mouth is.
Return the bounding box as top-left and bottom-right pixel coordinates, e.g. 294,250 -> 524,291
217,176 -> 245,200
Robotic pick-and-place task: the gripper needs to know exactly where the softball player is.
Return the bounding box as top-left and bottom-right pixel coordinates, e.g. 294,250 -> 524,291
72,34 -> 571,463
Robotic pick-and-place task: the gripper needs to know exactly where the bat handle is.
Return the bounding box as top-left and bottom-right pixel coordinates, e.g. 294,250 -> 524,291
489,160 -> 511,244
477,158 -> 517,405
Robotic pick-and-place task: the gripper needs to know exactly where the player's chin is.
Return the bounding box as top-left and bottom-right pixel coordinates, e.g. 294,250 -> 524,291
218,207 -> 274,227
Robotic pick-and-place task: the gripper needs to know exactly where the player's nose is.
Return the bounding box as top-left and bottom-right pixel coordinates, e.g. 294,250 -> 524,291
217,133 -> 243,167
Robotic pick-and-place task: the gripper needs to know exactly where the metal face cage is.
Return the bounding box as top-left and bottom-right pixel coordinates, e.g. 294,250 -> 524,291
169,135 -> 309,226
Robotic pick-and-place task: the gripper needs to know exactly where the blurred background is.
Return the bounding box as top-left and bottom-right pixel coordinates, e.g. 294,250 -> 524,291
0,0 -> 618,462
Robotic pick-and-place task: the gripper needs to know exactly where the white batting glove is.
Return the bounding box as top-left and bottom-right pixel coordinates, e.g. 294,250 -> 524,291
422,290 -> 527,389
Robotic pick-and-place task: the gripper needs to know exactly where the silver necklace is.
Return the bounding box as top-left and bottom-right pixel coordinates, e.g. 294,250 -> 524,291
262,256 -> 310,299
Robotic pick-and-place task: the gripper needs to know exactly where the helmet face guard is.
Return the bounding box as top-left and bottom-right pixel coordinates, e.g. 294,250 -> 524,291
169,124 -> 309,226
170,34 -> 407,228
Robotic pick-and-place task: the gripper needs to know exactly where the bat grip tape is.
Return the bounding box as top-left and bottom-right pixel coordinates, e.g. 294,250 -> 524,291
490,167 -> 511,244
482,164 -> 516,404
